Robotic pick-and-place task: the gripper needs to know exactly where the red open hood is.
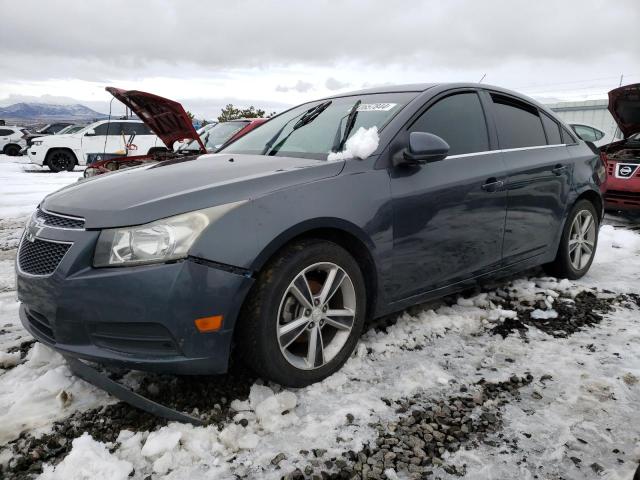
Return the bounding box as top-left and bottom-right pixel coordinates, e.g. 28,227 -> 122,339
106,86 -> 205,152
608,83 -> 640,138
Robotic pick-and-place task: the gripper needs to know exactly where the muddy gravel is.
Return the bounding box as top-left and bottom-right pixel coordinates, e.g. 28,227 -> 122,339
282,376 -> 534,479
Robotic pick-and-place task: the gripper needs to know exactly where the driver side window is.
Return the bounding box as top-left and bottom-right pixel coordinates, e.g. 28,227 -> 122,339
409,92 -> 489,156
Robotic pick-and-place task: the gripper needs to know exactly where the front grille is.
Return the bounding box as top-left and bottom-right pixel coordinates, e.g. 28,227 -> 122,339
24,309 -> 56,343
18,238 -> 71,275
36,208 -> 85,229
605,189 -> 640,207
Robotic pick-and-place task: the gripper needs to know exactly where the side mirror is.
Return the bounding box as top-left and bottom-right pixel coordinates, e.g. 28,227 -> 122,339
395,132 -> 450,166
85,128 -> 96,136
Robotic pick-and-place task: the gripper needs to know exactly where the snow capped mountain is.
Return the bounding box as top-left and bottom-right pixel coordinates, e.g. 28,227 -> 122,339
0,102 -> 108,121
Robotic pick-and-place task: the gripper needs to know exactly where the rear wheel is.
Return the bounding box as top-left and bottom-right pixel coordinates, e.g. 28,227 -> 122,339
46,149 -> 76,172
237,240 -> 366,387
544,199 -> 599,279
3,144 -> 21,156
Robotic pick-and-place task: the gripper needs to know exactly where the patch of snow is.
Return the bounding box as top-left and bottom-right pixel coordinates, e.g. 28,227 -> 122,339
530,308 -> 558,319
39,433 -> 132,480
327,126 -> 379,161
0,343 -> 113,445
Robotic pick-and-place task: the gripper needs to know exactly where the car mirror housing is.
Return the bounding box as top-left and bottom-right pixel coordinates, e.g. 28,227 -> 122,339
85,128 -> 96,136
396,132 -> 450,166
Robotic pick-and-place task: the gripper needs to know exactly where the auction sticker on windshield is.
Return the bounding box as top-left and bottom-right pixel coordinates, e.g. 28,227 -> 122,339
357,103 -> 397,111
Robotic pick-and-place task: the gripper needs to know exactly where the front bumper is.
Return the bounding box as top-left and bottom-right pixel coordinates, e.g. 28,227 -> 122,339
27,146 -> 46,166
604,160 -> 640,211
16,226 -> 254,375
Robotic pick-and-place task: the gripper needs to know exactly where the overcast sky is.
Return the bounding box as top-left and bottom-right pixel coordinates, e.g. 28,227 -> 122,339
0,0 -> 638,119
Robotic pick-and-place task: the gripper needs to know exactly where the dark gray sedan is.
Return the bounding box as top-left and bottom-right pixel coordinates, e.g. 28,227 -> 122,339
16,83 -> 605,387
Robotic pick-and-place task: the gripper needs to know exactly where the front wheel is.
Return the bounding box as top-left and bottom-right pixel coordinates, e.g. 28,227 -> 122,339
544,199 -> 599,279
237,240 -> 367,387
46,149 -> 76,172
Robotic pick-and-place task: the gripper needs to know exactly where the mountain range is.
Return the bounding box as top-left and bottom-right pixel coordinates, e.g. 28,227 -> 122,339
0,102 -> 108,121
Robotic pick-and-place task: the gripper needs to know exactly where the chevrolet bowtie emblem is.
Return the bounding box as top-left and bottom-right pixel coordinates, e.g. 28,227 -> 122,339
26,214 -> 45,241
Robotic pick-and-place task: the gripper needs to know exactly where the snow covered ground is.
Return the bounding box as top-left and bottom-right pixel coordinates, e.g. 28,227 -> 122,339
0,153 -> 639,479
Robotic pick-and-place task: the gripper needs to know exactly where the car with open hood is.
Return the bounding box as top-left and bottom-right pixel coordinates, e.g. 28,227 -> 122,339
599,83 -> 640,211
83,88 -> 267,177
16,83 -> 604,387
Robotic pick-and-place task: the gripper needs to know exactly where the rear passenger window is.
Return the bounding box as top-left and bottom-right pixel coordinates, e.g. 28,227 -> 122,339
541,113 -> 562,145
491,94 -> 546,149
409,92 -> 489,156
0,128 -> 13,136
122,123 -> 152,135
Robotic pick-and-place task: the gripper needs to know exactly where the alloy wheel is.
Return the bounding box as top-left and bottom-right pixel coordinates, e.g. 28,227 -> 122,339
568,209 -> 596,270
277,262 -> 356,370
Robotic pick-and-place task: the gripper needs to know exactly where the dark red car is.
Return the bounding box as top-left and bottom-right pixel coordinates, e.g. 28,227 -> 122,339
600,83 -> 640,211
84,87 -> 267,177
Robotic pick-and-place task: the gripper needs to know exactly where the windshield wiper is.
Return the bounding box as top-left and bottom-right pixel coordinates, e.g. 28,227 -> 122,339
261,100 -> 332,155
331,100 -> 361,153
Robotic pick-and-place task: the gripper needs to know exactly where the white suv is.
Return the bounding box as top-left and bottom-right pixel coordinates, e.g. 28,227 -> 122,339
0,126 -> 28,156
27,119 -> 162,172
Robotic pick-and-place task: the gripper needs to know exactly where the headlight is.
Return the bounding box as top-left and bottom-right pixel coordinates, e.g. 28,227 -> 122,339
32,140 -> 43,146
93,202 -> 244,267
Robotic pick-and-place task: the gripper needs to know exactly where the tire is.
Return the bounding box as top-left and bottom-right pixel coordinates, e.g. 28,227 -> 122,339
543,199 -> 599,279
237,239 -> 367,387
3,144 -> 21,156
46,149 -> 76,172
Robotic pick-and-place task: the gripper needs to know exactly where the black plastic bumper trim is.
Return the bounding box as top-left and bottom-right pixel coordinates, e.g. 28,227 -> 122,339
64,355 -> 205,426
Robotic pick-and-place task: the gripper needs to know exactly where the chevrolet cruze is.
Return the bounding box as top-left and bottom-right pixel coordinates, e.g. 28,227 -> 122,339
16,83 -> 605,387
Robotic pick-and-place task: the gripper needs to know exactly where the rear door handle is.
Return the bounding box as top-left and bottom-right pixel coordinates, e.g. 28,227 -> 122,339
552,164 -> 568,175
481,178 -> 504,192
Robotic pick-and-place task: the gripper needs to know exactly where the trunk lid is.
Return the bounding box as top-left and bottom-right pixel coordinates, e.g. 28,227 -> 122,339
608,83 -> 640,138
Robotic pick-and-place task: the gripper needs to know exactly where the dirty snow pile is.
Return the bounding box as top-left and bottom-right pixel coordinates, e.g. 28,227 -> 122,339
327,126 -> 379,161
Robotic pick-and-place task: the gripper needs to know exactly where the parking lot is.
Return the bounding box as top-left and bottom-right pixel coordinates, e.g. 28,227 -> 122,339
0,153 -> 639,479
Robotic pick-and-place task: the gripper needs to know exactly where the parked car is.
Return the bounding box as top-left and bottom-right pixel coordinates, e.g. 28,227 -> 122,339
600,83 -> 640,211
27,118 -> 163,172
16,83 -> 604,388
177,119 -> 268,154
173,123 -> 218,152
0,126 -> 29,156
19,125 -> 87,155
569,122 -> 619,148
23,122 -> 76,147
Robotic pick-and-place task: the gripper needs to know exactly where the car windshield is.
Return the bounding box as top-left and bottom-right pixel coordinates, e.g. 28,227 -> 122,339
183,121 -> 248,151
221,92 -> 415,160
56,125 -> 83,135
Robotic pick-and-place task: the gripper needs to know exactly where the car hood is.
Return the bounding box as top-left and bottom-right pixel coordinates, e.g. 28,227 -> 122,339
106,86 -> 205,152
42,154 -> 345,228
608,83 -> 640,138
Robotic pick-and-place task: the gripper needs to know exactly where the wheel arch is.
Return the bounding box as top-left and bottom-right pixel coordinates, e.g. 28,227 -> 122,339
575,188 -> 603,222
249,219 -> 380,321
44,147 -> 79,166
3,142 -> 22,154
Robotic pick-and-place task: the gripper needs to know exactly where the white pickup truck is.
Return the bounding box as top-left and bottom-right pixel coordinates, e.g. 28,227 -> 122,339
27,119 -> 163,172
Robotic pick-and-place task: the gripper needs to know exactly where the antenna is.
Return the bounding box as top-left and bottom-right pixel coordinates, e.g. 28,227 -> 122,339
618,74 -> 624,87
478,73 -> 487,84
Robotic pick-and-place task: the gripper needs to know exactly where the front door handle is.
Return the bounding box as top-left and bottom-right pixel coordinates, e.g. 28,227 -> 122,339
552,164 -> 568,175
481,178 -> 504,192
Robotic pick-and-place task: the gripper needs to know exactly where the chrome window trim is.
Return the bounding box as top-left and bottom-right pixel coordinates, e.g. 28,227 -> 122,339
446,143 -> 567,160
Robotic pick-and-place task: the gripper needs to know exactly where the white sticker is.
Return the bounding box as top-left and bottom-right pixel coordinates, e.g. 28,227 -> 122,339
356,103 -> 397,112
